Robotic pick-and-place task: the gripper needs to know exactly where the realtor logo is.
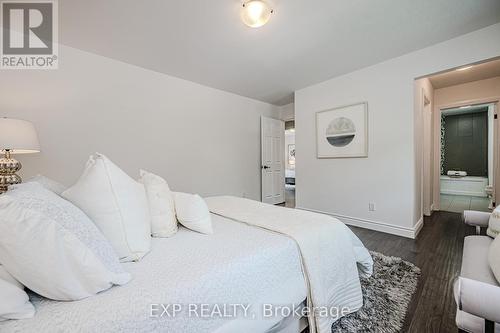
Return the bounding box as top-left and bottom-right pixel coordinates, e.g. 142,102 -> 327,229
1,0 -> 58,69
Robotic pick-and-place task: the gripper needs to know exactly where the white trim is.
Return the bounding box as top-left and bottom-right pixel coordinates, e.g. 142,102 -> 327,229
296,206 -> 422,239
440,189 -> 487,197
421,87 -> 432,218
414,217 -> 424,238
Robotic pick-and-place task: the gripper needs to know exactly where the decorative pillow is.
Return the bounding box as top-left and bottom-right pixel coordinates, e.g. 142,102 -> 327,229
26,174 -> 67,195
174,192 -> 213,234
0,265 -> 22,290
139,170 -> 177,237
0,279 -> 35,321
487,205 -> 500,238
489,235 -> 500,283
0,182 -> 131,301
62,153 -> 151,262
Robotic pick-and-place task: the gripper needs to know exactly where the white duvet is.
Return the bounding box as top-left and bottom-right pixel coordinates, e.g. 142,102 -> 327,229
0,215 -> 306,333
206,196 -> 373,333
1,197 -> 372,333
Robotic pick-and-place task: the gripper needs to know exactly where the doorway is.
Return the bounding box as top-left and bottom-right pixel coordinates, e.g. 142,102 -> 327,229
418,58 -> 500,216
284,120 -> 296,207
438,104 -> 494,213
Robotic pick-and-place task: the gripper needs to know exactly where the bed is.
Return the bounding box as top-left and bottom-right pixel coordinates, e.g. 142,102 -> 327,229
0,196 -> 372,333
0,214 -> 307,333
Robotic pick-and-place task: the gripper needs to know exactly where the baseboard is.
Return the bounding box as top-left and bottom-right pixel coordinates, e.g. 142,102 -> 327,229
413,217 -> 424,238
440,190 -> 487,197
296,206 -> 421,239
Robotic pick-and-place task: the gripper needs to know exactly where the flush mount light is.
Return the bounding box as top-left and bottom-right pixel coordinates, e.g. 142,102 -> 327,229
241,0 -> 273,28
456,66 -> 473,71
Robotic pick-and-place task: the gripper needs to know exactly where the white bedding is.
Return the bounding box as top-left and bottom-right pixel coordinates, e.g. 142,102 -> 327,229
205,196 -> 373,333
0,214 -> 306,333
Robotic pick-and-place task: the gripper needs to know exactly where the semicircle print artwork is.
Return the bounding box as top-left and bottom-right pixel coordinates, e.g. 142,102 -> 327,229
325,117 -> 356,147
316,102 -> 368,158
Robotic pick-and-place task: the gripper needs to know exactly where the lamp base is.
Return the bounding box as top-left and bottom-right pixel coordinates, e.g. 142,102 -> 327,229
0,151 -> 22,194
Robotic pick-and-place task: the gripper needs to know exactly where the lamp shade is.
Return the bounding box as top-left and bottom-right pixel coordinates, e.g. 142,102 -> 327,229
0,118 -> 40,154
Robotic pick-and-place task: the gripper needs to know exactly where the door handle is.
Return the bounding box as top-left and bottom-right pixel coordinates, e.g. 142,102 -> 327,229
261,165 -> 270,170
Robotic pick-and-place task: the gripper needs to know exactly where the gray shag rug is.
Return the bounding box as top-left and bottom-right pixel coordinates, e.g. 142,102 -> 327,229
331,251 -> 421,333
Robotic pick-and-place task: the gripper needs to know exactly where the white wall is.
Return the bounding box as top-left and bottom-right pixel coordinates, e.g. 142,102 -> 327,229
279,103 -> 295,121
0,45 -> 279,200
434,76 -> 500,107
295,23 -> 500,238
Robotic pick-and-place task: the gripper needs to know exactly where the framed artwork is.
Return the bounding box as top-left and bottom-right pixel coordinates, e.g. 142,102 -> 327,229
288,144 -> 296,165
316,102 -> 368,158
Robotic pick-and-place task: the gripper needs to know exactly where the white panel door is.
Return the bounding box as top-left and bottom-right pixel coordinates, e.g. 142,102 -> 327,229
261,116 -> 285,204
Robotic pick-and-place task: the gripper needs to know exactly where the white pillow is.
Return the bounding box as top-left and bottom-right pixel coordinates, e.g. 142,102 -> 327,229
26,174 -> 67,195
489,235 -> 500,284
0,265 -> 22,290
0,182 -> 131,301
62,153 -> 151,262
174,192 -> 213,234
139,170 -> 177,237
487,205 -> 500,238
0,279 -> 35,321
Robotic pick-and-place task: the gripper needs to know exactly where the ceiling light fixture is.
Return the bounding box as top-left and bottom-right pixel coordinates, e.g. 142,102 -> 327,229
456,66 -> 473,71
241,0 -> 273,28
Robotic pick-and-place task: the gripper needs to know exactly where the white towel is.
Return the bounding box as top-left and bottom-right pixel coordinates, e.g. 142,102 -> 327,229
447,170 -> 467,177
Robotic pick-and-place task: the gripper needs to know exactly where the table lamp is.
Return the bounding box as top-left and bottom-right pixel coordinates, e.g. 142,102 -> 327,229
0,118 -> 40,193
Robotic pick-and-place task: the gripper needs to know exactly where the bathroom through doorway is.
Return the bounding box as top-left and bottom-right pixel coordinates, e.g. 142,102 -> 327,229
417,57 -> 500,216
438,103 -> 494,213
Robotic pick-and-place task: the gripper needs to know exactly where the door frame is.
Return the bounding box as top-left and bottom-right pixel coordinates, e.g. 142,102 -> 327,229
433,97 -> 500,211
422,89 -> 433,216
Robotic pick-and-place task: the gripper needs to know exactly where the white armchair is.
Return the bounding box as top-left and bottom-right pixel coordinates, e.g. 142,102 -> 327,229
455,211 -> 500,333
463,210 -> 491,234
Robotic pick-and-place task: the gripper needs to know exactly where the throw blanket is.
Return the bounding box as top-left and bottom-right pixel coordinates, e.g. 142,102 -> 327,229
205,196 -> 373,333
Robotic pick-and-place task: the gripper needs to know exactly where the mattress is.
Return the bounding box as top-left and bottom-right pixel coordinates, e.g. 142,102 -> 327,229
0,214 -> 307,333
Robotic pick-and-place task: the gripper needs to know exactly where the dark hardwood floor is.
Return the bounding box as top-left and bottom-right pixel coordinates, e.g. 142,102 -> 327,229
350,211 -> 475,333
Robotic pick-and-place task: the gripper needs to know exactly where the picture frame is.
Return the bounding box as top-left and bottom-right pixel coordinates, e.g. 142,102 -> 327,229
316,102 -> 368,158
288,144 -> 295,165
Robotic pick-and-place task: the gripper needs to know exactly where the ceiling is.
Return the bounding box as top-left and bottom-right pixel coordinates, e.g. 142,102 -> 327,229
60,1 -> 500,105
429,58 -> 500,89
